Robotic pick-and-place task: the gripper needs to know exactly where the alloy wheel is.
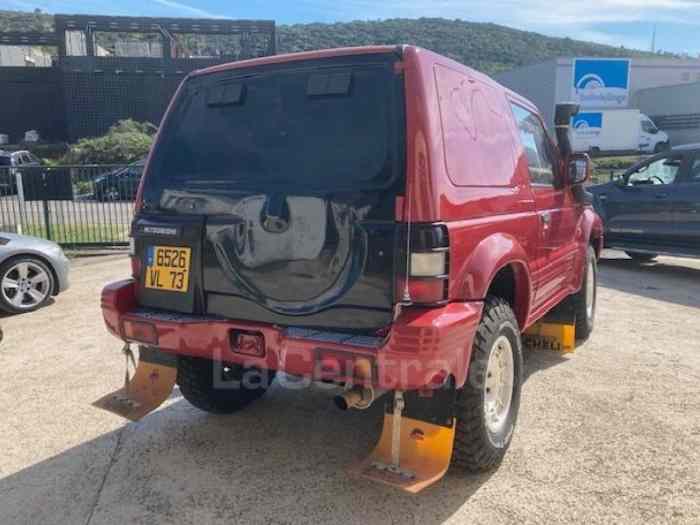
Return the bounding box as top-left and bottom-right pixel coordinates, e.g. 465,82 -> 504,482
1,261 -> 51,310
484,335 -> 515,434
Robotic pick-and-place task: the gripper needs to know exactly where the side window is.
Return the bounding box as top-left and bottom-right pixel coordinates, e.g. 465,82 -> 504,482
641,119 -> 656,133
434,65 -> 516,186
510,103 -> 555,186
688,157 -> 700,183
627,155 -> 682,186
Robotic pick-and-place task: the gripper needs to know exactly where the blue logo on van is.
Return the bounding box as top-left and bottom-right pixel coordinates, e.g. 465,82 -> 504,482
573,112 -> 603,129
572,58 -> 630,108
572,112 -> 603,140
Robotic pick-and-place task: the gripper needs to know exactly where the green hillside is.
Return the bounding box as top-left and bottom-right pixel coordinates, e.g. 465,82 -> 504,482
0,9 -> 671,75
277,18 -> 668,75
0,9 -> 52,32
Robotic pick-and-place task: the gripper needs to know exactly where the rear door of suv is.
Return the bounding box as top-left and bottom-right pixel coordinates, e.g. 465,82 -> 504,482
133,51 -> 406,332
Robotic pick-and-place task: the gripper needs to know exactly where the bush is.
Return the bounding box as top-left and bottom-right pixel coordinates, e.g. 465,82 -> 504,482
591,156 -> 642,185
61,119 -> 156,165
592,156 -> 641,171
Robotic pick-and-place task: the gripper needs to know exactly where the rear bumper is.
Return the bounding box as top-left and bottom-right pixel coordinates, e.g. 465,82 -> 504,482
101,279 -> 483,390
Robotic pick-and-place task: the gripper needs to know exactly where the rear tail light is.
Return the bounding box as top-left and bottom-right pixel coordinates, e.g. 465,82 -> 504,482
121,319 -> 158,345
397,223 -> 449,306
410,252 -> 447,277
397,278 -> 446,304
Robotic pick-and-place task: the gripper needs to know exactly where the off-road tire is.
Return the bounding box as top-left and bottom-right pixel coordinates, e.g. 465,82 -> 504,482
626,251 -> 657,263
177,356 -> 275,414
572,246 -> 598,341
452,296 -> 523,472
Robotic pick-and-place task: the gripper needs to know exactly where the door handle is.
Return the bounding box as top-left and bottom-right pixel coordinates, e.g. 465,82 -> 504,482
655,193 -> 669,199
541,212 -> 551,229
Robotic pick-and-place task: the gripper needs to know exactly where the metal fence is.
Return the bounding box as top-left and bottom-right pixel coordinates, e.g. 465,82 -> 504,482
0,165 -> 138,247
0,163 -> 629,248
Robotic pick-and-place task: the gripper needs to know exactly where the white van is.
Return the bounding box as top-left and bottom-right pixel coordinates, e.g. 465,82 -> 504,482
571,109 -> 670,155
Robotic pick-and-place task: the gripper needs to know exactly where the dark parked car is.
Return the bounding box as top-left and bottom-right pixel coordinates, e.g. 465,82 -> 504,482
0,150 -> 42,194
94,159 -> 145,201
589,143 -> 700,261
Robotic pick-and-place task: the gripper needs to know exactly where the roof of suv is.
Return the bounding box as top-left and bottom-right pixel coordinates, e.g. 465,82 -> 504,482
190,45 -> 541,117
192,45 -> 399,78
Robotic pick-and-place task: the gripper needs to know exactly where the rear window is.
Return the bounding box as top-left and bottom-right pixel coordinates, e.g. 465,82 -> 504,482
434,64 -> 515,187
145,55 -> 404,203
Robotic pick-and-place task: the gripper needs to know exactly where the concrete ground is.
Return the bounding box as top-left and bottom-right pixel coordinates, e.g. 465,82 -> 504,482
1,251 -> 698,525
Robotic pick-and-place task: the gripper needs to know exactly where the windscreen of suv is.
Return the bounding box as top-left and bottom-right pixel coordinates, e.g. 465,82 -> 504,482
144,56 -> 403,205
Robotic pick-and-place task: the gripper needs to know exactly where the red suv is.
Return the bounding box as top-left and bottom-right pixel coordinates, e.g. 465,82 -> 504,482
101,46 -> 602,482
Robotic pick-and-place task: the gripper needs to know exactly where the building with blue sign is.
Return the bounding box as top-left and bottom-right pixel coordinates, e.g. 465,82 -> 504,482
496,57 -> 700,145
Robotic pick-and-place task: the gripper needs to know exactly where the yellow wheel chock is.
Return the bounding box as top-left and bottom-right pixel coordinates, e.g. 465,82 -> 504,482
352,390 -> 456,493
523,322 -> 576,352
93,345 -> 177,421
523,299 -> 578,352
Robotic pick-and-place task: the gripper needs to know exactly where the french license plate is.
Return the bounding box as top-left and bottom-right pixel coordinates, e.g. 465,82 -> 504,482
144,246 -> 191,293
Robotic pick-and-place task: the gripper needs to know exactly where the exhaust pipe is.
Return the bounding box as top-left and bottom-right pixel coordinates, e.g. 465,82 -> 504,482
334,386 -> 386,411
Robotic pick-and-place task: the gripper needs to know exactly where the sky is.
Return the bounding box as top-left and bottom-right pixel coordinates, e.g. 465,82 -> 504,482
4,0 -> 700,56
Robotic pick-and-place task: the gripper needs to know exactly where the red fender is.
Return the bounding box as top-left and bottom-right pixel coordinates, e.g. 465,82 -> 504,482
573,207 -> 604,290
451,232 -> 533,328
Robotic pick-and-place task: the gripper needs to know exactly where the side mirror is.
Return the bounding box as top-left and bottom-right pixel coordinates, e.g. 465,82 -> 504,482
568,153 -> 591,185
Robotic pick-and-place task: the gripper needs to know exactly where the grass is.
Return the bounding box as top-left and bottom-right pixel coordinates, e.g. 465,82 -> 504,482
593,155 -> 644,169
591,155 -> 645,185
21,223 -> 130,244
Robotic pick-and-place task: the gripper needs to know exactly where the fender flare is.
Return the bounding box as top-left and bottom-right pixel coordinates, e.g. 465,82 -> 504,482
453,233 -> 533,328
578,207 -> 604,254
574,207 -> 604,289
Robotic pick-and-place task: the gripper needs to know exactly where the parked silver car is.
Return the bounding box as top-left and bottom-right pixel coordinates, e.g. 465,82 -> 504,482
0,233 -> 70,313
